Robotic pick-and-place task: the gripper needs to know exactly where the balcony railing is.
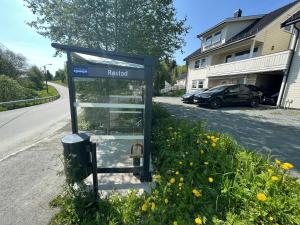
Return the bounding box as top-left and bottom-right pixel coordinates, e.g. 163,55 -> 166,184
206,50 -> 291,77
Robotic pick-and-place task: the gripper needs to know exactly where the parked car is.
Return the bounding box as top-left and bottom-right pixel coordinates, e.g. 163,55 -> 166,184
195,84 -> 261,109
262,92 -> 279,105
182,89 -> 207,103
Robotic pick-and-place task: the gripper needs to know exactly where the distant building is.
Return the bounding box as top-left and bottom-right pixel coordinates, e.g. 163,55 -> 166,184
175,73 -> 187,87
184,1 -> 300,107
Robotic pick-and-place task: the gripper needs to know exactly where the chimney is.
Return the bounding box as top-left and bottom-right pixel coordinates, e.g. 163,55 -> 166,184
234,9 -> 242,18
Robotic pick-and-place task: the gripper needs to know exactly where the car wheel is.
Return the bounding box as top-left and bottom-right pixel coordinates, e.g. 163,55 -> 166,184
250,98 -> 259,107
209,98 -> 221,109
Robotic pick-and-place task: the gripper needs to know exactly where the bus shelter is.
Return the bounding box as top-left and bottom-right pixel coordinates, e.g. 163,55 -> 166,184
52,43 -> 155,190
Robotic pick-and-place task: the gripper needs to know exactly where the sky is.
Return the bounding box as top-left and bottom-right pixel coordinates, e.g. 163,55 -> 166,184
0,0 -> 295,74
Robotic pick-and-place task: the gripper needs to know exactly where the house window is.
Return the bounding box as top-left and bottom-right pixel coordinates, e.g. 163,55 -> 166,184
205,36 -> 212,47
212,31 -> 222,44
197,80 -> 204,88
252,47 -> 259,57
200,58 -> 206,67
192,79 -> 204,89
194,60 -> 200,68
235,50 -> 250,61
225,55 -> 233,63
192,80 -> 198,88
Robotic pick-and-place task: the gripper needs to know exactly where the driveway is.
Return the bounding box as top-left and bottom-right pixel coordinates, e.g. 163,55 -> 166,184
155,97 -> 300,172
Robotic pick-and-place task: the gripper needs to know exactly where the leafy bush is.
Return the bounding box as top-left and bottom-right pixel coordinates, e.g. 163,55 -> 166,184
0,75 -> 37,102
50,104 -> 300,225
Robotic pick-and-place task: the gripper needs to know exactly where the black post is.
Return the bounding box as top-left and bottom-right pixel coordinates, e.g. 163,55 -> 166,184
66,51 -> 78,133
44,66 -> 49,93
91,142 -> 99,197
140,57 -> 154,182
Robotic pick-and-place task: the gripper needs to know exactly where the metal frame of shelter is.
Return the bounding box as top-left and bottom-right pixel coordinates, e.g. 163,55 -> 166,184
52,43 -> 155,191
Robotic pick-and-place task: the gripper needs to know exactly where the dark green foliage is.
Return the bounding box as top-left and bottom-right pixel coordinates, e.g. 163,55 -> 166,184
27,66 -> 44,90
0,75 -> 37,102
0,47 -> 27,79
24,0 -> 188,60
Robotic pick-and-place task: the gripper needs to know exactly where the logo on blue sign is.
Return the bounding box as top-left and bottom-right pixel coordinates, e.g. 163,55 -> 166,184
73,67 -> 88,75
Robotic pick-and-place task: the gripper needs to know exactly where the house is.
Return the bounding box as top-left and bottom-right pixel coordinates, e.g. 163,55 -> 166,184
281,10 -> 300,109
175,73 -> 187,87
184,1 -> 300,106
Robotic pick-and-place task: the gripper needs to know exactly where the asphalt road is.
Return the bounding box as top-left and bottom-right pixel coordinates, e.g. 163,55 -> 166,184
0,82 -> 70,160
155,97 -> 300,175
0,82 -> 70,225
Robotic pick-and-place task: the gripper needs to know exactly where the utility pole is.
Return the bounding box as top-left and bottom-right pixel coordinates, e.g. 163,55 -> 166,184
42,64 -> 52,93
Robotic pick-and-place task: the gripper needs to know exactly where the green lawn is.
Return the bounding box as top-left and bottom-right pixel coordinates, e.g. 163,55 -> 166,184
49,104 -> 300,225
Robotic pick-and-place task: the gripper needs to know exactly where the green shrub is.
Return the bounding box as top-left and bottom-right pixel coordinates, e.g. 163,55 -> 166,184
50,104 -> 300,225
0,75 -> 37,102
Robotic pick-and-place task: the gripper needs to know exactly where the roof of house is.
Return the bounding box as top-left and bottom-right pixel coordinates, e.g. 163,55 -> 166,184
197,14 -> 265,38
282,10 -> 300,27
185,0 -> 299,61
176,73 -> 187,80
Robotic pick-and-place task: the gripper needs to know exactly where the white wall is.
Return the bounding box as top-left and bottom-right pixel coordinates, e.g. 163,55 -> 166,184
282,32 -> 300,109
186,63 -> 208,92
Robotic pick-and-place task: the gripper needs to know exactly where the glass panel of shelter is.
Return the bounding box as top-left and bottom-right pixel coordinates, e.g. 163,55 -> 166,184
71,53 -> 146,169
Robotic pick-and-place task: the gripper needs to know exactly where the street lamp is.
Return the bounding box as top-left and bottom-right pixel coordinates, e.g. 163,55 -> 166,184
42,64 -> 52,93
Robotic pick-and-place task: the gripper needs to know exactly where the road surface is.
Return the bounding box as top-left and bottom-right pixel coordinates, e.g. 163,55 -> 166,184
0,82 -> 70,160
0,82 -> 70,225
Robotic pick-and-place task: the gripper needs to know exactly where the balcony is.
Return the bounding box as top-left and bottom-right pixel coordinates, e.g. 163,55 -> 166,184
207,50 -> 291,77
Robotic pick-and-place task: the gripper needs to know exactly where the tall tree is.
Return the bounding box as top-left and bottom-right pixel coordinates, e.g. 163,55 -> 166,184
24,0 -> 188,60
0,48 -> 27,78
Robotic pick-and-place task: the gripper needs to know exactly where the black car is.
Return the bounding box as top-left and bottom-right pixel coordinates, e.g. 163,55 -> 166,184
182,89 -> 207,103
195,84 -> 261,109
262,92 -> 279,105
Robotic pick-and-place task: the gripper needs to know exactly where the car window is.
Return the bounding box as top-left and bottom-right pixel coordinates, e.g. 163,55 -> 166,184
227,86 -> 239,93
239,85 -> 250,93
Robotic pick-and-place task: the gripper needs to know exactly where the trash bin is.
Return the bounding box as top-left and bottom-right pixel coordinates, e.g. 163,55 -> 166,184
62,133 -> 92,183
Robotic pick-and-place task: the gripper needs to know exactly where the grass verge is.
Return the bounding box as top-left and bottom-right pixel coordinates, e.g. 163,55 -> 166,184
0,85 -> 59,112
49,104 -> 300,225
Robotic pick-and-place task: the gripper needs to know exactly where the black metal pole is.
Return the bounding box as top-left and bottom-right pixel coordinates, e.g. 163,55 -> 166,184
91,142 -> 99,197
140,57 -> 154,182
66,51 -> 78,133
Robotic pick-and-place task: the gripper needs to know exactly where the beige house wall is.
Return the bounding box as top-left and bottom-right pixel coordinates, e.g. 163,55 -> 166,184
255,3 -> 300,55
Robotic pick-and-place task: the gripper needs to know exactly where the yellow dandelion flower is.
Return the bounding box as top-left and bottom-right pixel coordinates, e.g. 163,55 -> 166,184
192,189 -> 201,198
190,162 -> 194,166
211,143 -> 217,148
257,192 -> 267,202
151,202 -> 156,211
208,177 -> 214,183
173,221 -> 178,225
204,161 -> 209,165
195,217 -> 202,224
169,178 -> 176,184
271,176 -> 279,181
153,175 -> 161,181
141,203 -> 148,212
207,135 -> 211,139
175,171 -> 179,175
204,140 -> 208,144
275,159 -> 281,165
269,216 -> 274,221
180,177 -> 184,182
267,168 -> 273,174
179,182 -> 183,187
164,198 -> 168,204
179,161 -> 183,165
281,162 -> 294,170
